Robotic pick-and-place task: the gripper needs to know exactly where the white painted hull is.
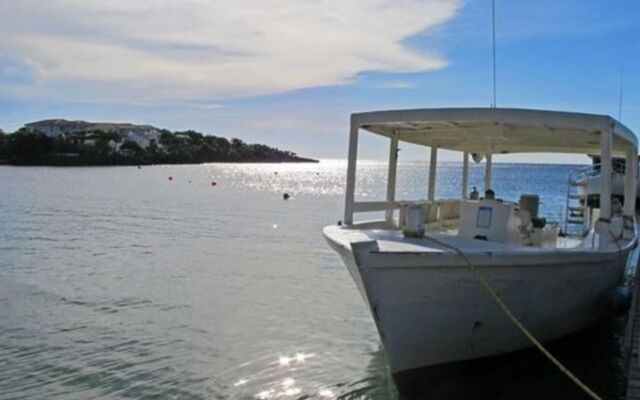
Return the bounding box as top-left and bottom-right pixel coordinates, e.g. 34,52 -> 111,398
324,226 -> 634,374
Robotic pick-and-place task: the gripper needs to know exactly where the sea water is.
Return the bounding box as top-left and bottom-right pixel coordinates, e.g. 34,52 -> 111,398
0,161 -> 627,399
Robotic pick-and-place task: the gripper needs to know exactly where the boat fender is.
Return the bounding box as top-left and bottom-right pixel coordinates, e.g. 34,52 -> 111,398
606,286 -> 631,316
623,215 -> 636,241
594,218 -> 611,243
612,198 -> 623,215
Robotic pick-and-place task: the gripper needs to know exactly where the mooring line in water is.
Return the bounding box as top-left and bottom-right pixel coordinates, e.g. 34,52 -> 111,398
423,233 -> 603,400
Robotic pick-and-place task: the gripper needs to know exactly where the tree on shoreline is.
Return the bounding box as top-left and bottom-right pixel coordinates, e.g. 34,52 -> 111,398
0,127 -> 316,165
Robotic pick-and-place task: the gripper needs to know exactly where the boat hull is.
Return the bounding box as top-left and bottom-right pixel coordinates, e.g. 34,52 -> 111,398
325,232 -> 631,374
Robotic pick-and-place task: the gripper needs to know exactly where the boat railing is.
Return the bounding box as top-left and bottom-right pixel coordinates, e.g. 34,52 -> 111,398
569,163 -> 597,182
350,199 -> 461,226
582,162 -> 630,178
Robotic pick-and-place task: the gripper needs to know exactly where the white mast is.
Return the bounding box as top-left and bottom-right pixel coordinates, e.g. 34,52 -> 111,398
491,0 -> 497,108
618,64 -> 624,121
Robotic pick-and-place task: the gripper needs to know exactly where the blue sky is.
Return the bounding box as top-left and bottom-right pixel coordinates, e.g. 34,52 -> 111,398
0,0 -> 638,163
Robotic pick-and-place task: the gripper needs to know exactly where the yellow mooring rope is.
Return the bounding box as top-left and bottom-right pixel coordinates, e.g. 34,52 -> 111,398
423,233 -> 603,400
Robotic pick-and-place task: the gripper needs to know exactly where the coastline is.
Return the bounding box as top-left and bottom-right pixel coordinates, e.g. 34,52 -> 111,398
0,158 -> 319,167
0,125 -> 318,166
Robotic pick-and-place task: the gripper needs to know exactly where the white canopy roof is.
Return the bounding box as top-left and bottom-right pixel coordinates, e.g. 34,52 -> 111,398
352,107 -> 637,155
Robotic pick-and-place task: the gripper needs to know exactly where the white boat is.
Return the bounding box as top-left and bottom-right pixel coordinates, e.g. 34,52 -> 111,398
323,108 -> 638,381
580,156 -> 640,204
563,156 -> 640,235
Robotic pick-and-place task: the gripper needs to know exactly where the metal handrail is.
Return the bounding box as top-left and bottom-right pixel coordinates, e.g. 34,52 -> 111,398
579,162 -> 628,177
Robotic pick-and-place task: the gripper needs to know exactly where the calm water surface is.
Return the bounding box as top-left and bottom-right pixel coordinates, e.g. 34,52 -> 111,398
0,161 -> 627,399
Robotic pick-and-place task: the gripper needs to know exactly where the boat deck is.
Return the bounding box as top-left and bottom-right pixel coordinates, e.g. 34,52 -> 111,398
324,223 -> 585,255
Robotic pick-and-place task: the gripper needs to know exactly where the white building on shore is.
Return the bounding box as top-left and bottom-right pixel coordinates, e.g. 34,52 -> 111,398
24,119 -> 161,149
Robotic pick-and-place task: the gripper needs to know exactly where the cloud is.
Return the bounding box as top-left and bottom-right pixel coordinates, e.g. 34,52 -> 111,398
0,0 -> 460,103
374,81 -> 415,89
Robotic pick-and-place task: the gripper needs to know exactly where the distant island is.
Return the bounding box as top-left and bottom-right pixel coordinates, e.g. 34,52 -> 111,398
0,119 -> 317,166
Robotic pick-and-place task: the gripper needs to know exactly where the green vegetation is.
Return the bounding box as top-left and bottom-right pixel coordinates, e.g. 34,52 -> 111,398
0,127 -> 316,166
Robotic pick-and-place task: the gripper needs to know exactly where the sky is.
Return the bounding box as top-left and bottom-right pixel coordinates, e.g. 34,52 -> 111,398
0,0 -> 639,163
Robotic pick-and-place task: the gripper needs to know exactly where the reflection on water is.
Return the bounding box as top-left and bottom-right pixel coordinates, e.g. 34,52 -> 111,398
224,345 -> 398,400
1,161 -> 629,400
213,315 -> 629,400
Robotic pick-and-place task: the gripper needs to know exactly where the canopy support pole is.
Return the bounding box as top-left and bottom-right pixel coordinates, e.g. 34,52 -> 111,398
344,121 -> 359,225
385,133 -> 399,221
428,146 -> 438,201
484,154 -> 493,193
462,151 -> 469,198
600,128 -> 612,220
624,145 -> 637,216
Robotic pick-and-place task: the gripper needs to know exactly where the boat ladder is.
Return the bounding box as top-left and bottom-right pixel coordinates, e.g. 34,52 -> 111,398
564,166 -> 591,235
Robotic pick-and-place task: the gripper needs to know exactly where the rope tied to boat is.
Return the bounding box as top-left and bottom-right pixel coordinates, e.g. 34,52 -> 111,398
422,232 -> 604,400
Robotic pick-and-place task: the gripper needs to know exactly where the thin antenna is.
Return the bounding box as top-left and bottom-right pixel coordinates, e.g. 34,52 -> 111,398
491,0 -> 497,108
618,64 -> 624,121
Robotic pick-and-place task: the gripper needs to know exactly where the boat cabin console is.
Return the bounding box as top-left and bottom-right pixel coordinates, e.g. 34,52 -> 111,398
400,192 -> 560,247
457,194 -> 559,247
458,198 -> 520,244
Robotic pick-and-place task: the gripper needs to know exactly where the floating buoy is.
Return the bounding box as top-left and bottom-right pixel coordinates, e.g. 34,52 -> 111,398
274,172 -> 278,175
168,176 -> 173,181
211,181 -> 217,186
283,192 -> 290,200
137,166 -> 142,169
